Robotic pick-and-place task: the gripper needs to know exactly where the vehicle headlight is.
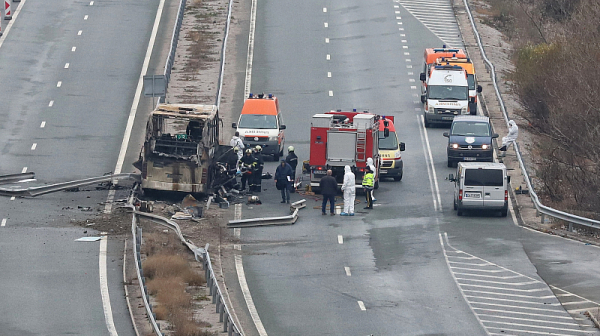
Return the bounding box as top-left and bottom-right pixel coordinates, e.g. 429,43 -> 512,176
450,143 -> 459,149
461,107 -> 468,114
482,144 -> 489,150
427,106 -> 435,113
394,150 -> 402,159
269,136 -> 278,141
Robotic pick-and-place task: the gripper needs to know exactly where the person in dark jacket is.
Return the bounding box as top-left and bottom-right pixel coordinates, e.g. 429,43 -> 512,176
238,149 -> 256,191
285,146 -> 298,179
319,170 -> 338,216
275,160 -> 294,203
252,145 -> 264,192
285,146 -> 298,193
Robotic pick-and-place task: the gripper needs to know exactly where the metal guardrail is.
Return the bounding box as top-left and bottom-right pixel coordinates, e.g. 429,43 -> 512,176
163,0 -> 187,92
215,0 -> 235,109
462,0 -> 600,230
131,209 -> 244,336
0,172 -> 35,184
0,173 -> 140,197
227,208 -> 299,228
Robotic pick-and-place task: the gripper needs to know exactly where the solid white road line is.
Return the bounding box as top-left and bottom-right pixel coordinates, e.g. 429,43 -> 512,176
104,0 -> 166,213
357,301 -> 366,311
469,300 -> 564,312
99,235 -> 118,336
1,218 -> 6,227
40,121 -> 46,128
57,81 -> 62,87
0,0 -> 28,50
21,167 -> 27,173
345,267 -> 351,276
417,115 -> 439,211
474,308 -> 573,319
420,115 -> 443,210
338,235 -> 343,244
482,321 -> 587,333
243,0 -> 257,98
236,255 -> 268,336
31,143 -> 37,150
48,100 -> 54,106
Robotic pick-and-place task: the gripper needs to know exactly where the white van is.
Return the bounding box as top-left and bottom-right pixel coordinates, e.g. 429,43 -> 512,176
449,162 -> 510,217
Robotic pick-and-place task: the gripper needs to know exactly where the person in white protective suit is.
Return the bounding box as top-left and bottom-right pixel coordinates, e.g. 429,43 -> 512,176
499,120 -> 519,153
366,157 -> 377,202
230,132 -> 245,160
340,165 -> 356,216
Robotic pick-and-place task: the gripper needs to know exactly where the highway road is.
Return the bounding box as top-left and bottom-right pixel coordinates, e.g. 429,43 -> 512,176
229,0 -> 600,335
0,0 -> 179,334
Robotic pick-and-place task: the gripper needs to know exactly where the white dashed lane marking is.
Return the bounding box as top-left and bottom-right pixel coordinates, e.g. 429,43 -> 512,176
78,30 -> 83,36
57,81 -> 62,87
84,15 -> 88,20
31,143 -> 37,150
40,121 -> 46,128
323,7 -> 327,13
324,22 -> 328,28
1,218 -> 6,227
21,167 -> 27,173
329,90 -> 333,97
64,63 -> 70,69
395,0 -> 464,48
338,235 -> 343,244
440,232 -> 600,335
326,54 -> 330,60
344,267 -> 351,276
48,100 -> 54,107
72,46 -> 76,52
89,0 -> 94,5
357,301 -> 366,311
10,197 -> 15,201
327,72 -> 331,78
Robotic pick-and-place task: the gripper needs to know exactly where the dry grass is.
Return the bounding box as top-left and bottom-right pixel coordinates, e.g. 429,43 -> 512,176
141,229 -> 209,334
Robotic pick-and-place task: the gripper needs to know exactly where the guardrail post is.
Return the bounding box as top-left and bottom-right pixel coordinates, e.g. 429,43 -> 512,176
212,284 -> 217,303
568,222 -> 573,232
219,301 -> 224,321
223,313 -> 229,332
540,213 -> 544,224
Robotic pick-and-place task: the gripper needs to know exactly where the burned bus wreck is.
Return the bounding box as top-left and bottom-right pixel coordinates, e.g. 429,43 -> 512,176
135,104 -> 221,193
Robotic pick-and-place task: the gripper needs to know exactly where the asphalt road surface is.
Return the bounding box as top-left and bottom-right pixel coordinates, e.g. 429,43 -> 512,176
0,0 -> 178,334
231,0 -> 600,335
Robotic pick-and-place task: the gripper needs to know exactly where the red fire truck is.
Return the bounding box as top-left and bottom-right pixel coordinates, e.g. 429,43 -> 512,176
309,111 -> 382,192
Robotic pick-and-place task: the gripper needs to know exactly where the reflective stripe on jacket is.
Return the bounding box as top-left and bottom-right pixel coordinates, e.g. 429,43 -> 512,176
362,172 -> 374,187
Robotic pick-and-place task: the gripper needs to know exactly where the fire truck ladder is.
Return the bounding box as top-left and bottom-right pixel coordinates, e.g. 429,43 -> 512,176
356,129 -> 367,162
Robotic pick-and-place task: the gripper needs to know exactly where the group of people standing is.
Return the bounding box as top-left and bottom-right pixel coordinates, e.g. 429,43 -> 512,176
230,133 -> 377,212
319,161 -> 375,216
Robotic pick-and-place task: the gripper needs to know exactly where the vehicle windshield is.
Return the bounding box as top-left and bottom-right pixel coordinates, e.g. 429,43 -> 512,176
464,169 -> 503,186
467,74 -> 475,90
451,121 -> 490,137
378,131 -> 398,150
238,114 -> 278,129
428,85 -> 468,100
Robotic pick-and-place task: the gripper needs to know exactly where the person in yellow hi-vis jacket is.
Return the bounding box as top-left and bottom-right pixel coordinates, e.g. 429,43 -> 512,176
362,167 -> 374,209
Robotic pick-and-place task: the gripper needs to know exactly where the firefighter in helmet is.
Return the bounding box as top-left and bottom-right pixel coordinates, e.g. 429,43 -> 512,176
250,145 -> 264,192
238,149 -> 256,191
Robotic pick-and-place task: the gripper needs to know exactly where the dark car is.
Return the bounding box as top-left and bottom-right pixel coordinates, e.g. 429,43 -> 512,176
443,115 -> 498,167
